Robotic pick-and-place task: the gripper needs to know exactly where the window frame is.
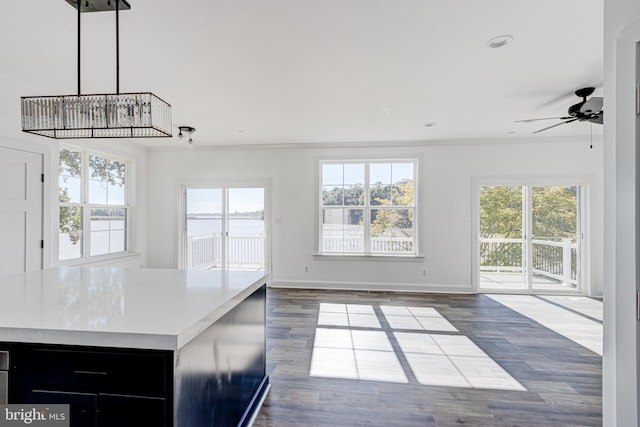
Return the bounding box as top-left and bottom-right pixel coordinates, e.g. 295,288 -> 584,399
317,158 -> 419,257
58,145 -> 131,263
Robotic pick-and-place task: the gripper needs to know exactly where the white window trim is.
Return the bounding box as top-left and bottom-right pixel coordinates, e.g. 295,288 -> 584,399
470,175 -> 591,295
177,179 -> 272,272
316,158 -> 420,258
58,146 -> 133,264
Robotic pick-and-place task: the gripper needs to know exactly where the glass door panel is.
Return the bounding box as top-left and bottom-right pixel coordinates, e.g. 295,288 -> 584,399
227,188 -> 265,271
531,186 -> 580,291
479,186 -> 526,290
185,189 -> 223,270
184,187 -> 265,271
478,183 -> 582,293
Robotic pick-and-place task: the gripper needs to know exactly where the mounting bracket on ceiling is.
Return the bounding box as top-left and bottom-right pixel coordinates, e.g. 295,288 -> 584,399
65,0 -> 131,13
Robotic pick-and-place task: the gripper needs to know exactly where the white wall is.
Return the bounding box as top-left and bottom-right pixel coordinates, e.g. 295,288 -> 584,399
0,135 -> 149,270
147,136 -> 603,295
55,139 -> 150,269
603,0 -> 640,424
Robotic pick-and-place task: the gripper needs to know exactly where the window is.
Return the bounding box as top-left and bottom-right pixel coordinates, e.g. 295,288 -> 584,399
59,147 -> 129,261
319,160 -> 416,256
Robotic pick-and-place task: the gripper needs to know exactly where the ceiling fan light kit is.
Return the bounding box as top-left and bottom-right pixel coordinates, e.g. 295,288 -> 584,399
21,0 -> 172,139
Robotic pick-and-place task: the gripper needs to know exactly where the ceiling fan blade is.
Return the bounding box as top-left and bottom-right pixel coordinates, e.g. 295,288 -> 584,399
532,118 -> 580,134
580,97 -> 603,115
515,116 -> 572,123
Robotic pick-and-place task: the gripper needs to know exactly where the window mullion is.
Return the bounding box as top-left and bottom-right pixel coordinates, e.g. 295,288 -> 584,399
82,151 -> 90,260
364,161 -> 371,255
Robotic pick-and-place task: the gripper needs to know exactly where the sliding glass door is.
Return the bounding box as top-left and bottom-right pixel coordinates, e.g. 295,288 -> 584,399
478,184 -> 582,293
183,186 -> 266,271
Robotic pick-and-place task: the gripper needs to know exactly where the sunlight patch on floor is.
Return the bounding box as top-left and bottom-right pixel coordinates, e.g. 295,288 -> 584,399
538,295 -> 603,322
381,305 -> 459,332
317,303 -> 382,328
487,295 -> 602,356
395,333 -> 526,390
310,327 -> 408,383
310,303 -> 526,391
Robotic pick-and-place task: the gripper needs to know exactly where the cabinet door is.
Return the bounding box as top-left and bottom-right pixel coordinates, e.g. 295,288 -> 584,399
98,394 -> 167,427
29,390 -> 97,427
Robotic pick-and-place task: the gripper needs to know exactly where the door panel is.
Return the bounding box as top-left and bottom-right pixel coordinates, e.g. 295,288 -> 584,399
479,185 -> 525,291
531,186 -> 580,291
0,148 -> 42,277
478,184 -> 582,293
227,188 -> 265,270
184,186 -> 265,271
185,189 -> 223,269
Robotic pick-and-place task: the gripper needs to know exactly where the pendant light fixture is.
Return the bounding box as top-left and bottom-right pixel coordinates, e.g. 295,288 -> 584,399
21,0 -> 172,139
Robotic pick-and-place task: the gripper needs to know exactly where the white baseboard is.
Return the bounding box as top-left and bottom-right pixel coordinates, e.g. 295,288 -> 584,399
268,279 -> 475,294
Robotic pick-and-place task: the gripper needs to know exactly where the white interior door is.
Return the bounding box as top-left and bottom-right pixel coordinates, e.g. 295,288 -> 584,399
0,147 -> 43,276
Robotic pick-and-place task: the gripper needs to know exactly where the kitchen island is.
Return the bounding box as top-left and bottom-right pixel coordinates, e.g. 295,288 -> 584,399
0,267 -> 269,426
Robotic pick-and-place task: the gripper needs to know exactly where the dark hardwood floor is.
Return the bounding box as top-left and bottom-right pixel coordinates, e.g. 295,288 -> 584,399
253,289 -> 602,427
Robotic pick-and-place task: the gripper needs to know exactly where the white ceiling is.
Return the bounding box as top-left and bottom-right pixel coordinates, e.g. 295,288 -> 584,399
0,0 -> 603,147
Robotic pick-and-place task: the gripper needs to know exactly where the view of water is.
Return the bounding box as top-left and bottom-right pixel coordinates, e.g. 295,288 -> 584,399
59,219 -> 266,261
59,220 -> 126,261
188,218 -> 265,237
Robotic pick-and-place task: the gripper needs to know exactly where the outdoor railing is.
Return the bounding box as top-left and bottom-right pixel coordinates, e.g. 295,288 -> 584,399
480,237 -> 579,287
322,237 -> 413,253
186,234 -> 264,270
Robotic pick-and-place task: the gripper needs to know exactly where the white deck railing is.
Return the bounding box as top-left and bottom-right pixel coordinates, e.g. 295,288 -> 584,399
322,237 -> 414,253
186,234 -> 265,270
480,237 -> 579,286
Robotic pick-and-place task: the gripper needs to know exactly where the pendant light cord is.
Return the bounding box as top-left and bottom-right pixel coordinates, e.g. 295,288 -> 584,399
116,0 -> 120,94
77,1 -> 81,96
76,0 -> 122,96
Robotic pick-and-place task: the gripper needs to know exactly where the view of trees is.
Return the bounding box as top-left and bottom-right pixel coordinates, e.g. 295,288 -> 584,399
59,149 -> 82,244
370,179 -> 414,237
322,179 -> 414,238
59,149 -> 127,247
480,185 -> 578,267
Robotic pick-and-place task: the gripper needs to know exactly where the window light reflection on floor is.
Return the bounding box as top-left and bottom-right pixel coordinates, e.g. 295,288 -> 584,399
395,333 -> 526,390
310,327 -> 408,383
317,303 -> 381,328
381,305 -> 459,332
310,303 -> 526,391
487,295 -> 603,356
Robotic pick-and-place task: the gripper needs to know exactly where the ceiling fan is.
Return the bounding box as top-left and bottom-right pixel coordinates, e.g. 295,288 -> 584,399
516,87 -> 603,134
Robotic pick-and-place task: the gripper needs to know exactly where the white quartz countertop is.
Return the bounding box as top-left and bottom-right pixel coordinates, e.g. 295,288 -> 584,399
0,267 -> 268,351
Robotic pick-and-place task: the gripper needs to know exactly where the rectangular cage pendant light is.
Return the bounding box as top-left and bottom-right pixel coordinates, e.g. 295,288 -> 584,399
21,0 -> 172,139
22,93 -> 172,138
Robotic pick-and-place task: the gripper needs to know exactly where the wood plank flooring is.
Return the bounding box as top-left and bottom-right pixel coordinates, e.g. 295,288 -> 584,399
253,289 -> 602,427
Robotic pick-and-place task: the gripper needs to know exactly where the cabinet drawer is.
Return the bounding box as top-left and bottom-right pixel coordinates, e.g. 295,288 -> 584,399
0,351 -> 8,370
19,347 -> 170,397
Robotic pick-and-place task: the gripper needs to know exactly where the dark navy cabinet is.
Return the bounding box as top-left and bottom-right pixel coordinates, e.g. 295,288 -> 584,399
1,284 -> 268,427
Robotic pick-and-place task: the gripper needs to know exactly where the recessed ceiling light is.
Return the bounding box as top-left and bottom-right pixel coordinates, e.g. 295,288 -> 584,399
486,35 -> 514,49
424,122 -> 437,127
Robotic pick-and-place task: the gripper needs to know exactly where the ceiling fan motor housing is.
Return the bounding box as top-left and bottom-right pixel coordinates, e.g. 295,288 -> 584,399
568,102 -> 584,117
